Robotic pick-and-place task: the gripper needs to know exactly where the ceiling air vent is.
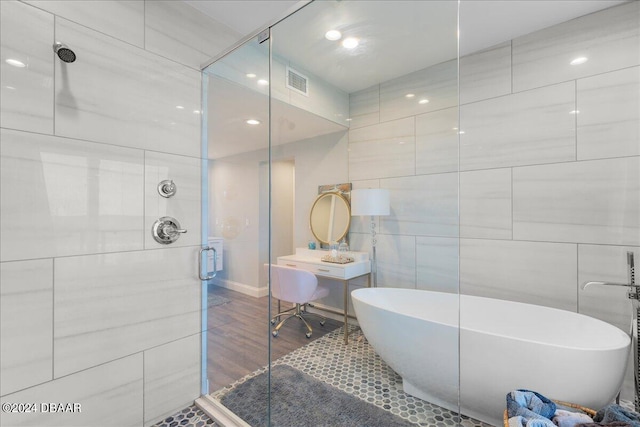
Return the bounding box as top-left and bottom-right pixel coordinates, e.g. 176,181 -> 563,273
286,67 -> 309,96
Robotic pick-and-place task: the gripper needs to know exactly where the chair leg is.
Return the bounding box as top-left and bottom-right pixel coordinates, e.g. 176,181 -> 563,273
271,303 -> 327,339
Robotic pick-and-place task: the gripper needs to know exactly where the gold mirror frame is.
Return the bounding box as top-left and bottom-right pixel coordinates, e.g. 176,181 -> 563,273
309,192 -> 351,245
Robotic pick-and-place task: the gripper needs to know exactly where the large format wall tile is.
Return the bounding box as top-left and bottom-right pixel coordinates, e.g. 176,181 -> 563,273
0,259 -> 53,396
416,236 -> 459,293
577,66 -> 640,160
53,246 -> 200,377
578,244 -> 638,331
348,117 -> 415,180
349,85 -> 380,129
460,239 -> 577,311
415,107 -> 458,175
460,41 -> 512,105
54,18 -> 201,157
512,1 -> 640,92
0,1 -> 53,134
460,168 -> 512,239
0,355 -> 143,427
380,173 -> 458,237
376,234 -> 416,289
145,152 -> 201,249
460,82 -> 575,170
0,129 -> 144,262
145,1 -> 240,70
513,157 -> 640,246
144,334 -> 200,426
24,0 -> 144,47
380,59 -> 457,123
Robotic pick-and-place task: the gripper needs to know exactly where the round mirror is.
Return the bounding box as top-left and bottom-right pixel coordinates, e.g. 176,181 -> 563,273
309,192 -> 351,245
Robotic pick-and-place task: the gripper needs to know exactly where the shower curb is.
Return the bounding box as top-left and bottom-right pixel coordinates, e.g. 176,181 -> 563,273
195,395 -> 250,427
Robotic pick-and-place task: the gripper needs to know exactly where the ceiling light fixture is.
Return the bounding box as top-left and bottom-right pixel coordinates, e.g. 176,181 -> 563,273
246,73 -> 256,78
246,119 -> 261,125
325,30 -> 342,41
5,59 -> 25,68
405,93 -> 415,98
257,79 -> 269,86
418,99 -> 429,104
342,37 -> 359,49
570,56 -> 588,66
176,105 -> 184,110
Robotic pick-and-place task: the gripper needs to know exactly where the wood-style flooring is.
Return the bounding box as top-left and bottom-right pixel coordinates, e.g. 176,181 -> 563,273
206,286 -> 342,393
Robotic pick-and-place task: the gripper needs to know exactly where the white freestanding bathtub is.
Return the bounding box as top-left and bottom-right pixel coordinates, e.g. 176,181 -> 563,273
351,288 -> 631,426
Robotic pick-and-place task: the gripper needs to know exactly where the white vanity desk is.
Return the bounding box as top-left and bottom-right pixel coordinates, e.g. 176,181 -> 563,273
277,248 -> 371,344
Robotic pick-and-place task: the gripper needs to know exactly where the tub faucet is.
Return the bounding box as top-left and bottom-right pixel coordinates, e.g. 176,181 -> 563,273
582,252 -> 637,410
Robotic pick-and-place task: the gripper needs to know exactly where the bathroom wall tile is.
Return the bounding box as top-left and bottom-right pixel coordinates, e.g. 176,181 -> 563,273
460,239 -> 577,311
53,246 -> 200,377
460,82 -> 575,171
376,234 -> 416,289
348,117 -> 415,180
460,41 -> 512,105
0,1 -> 53,134
349,85 -> 379,129
460,168 -> 512,239
380,59 -> 457,123
415,107 -> 458,175
144,334 -> 200,426
416,237 -> 459,293
24,0 -> 144,47
54,18 -> 201,158
578,244 -> 639,332
0,355 -> 143,427
380,173 -> 458,237
513,157 -> 640,246
145,152 -> 201,249
577,66 -> 640,160
0,259 -> 53,396
512,1 -> 640,92
144,1 -> 241,70
0,129 -> 144,262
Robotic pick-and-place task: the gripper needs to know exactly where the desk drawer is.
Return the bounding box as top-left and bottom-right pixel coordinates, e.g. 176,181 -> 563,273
278,260 -> 344,278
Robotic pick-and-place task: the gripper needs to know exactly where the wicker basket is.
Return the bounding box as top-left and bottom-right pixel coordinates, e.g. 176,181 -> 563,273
503,400 -> 597,427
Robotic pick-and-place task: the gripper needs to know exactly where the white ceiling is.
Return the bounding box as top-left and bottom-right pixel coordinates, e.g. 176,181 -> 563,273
189,0 -> 627,94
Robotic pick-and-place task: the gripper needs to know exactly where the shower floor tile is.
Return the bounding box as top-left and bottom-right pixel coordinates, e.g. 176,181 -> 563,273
151,405 -> 218,427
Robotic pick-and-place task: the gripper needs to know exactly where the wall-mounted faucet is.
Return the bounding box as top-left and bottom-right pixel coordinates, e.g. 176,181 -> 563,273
152,216 -> 187,244
582,251 -> 636,295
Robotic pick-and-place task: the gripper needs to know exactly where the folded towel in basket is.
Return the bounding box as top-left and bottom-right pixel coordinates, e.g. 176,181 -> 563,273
508,390 -> 558,419
509,415 -> 556,427
590,404 -> 640,427
575,422 -> 633,427
553,409 -> 594,427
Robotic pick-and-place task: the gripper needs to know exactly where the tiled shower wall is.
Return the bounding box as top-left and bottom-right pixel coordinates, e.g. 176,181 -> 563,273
0,1 -> 240,426
349,0 -> 639,396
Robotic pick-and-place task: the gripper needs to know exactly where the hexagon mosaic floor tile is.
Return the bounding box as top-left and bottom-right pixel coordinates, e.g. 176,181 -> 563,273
152,405 -> 218,427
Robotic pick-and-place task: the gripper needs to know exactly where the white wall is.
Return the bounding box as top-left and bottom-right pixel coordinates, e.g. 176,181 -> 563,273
348,0 -> 639,400
0,1 -> 241,426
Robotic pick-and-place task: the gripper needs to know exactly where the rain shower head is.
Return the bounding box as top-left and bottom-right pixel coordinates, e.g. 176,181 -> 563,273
53,43 -> 76,63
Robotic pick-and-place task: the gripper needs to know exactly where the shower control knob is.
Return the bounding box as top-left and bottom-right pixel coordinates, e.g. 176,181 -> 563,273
152,217 -> 187,244
158,180 -> 177,198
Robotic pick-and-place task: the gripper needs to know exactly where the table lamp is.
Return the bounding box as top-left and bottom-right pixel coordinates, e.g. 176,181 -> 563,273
350,189 -> 390,288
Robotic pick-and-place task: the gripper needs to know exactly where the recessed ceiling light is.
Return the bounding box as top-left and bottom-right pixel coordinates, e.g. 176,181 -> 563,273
418,99 -> 429,104
5,85 -> 16,90
345,118 -> 352,122
342,37 -> 359,49
193,110 -> 201,114
257,79 -> 269,86
325,30 -> 342,41
570,56 -> 588,66
246,119 -> 261,125
405,93 -> 415,98
5,59 -> 25,68
246,73 -> 256,78
569,110 -> 580,114
176,105 -> 184,110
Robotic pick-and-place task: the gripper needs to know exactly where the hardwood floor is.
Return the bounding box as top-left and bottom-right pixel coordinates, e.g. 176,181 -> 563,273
206,286 -> 342,393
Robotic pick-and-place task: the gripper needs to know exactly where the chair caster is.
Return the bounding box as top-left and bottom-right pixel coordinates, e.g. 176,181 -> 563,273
320,320 -> 326,326
305,332 -> 312,339
270,319 -> 276,325
272,330 -> 279,337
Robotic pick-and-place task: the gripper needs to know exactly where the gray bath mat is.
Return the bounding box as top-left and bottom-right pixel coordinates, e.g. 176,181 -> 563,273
219,364 -> 417,427
207,294 -> 231,307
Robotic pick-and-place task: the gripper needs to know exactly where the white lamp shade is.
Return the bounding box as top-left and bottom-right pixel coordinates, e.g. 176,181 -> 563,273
351,189 -> 390,216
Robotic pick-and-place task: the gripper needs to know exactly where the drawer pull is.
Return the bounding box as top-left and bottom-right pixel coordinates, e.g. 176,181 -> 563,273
286,264 -> 297,268
317,268 -> 331,272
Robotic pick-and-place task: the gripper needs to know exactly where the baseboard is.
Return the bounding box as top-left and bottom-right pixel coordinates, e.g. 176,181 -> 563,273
195,395 -> 250,427
211,278 -> 269,298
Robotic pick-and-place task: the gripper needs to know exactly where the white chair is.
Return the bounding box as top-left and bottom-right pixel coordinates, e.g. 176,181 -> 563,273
266,264 -> 330,338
